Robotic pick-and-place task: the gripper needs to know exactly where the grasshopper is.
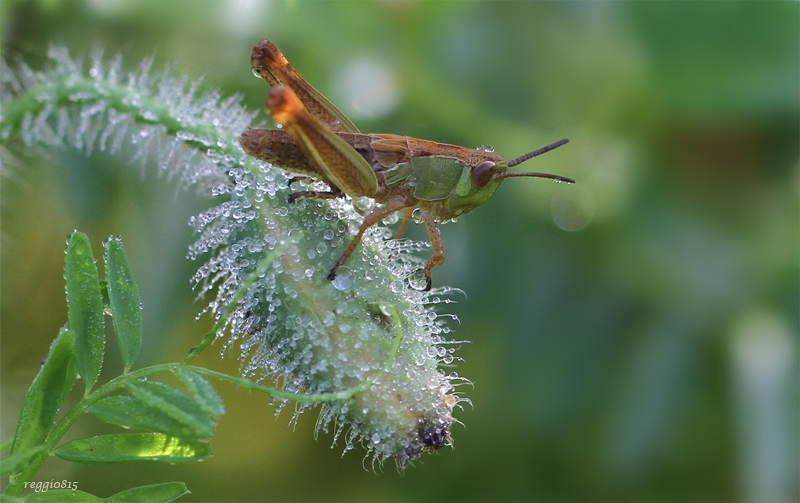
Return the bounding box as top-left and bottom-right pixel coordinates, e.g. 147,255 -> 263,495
240,40 -> 573,291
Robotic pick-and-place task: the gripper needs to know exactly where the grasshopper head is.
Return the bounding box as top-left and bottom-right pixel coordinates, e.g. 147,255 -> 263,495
446,139 -> 573,215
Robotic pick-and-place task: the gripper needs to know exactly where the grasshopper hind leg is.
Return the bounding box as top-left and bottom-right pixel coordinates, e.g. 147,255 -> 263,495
287,190 -> 344,204
287,175 -> 345,204
287,175 -> 317,187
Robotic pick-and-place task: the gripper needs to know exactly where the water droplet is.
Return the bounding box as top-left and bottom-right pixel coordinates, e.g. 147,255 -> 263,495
382,212 -> 400,226
354,196 -> 375,212
365,268 -> 379,281
371,433 -> 381,444
408,269 -> 428,290
247,241 -> 264,253
288,228 -> 303,242
331,268 -> 352,290
323,229 -> 335,240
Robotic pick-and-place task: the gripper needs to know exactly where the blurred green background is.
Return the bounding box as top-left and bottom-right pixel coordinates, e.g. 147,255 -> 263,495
2,1 -> 798,501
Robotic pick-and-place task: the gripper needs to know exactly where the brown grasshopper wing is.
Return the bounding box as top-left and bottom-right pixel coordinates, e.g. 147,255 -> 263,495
251,40 -> 360,134
370,134 -> 478,168
267,85 -> 379,198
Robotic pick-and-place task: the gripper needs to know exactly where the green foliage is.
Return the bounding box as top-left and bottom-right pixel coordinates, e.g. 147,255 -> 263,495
64,232 -> 105,391
54,434 -> 211,464
23,482 -> 189,503
10,328 -> 77,457
0,447 -> 46,478
0,234 -> 409,500
3,236 -> 193,498
102,237 -> 143,370
124,381 -> 217,439
89,395 -> 207,440
173,369 -> 225,419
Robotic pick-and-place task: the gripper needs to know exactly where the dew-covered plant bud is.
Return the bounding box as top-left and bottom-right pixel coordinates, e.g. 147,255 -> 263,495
1,44 -> 466,464
190,158 -> 463,463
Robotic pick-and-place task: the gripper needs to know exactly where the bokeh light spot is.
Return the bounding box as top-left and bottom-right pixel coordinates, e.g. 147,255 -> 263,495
550,185 -> 595,231
332,58 -> 400,120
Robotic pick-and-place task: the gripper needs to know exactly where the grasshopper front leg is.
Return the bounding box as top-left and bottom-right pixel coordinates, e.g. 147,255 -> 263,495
328,195 -> 410,281
418,204 -> 445,291
394,207 -> 414,240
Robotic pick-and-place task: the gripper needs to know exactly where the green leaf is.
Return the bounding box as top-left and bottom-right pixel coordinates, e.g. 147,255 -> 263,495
105,482 -> 190,503
89,396 -> 209,440
174,368 -> 225,419
2,494 -> 25,503
53,433 -> 210,463
98,279 -> 110,310
22,482 -> 189,503
103,236 -> 142,370
23,489 -> 99,502
10,327 -> 77,458
0,445 -> 46,476
65,232 -> 105,390
126,381 -> 215,439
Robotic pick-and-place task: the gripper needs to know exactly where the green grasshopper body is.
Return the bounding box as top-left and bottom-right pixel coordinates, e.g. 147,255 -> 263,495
240,40 -> 572,290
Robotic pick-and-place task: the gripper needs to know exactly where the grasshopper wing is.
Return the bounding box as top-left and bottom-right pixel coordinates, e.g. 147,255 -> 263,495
251,40 -> 360,134
268,85 -> 378,198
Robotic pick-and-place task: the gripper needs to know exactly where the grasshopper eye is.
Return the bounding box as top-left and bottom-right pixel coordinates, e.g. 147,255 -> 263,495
471,161 -> 496,188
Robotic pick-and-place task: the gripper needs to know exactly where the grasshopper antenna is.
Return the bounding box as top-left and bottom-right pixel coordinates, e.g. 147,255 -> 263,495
507,139 -> 569,167
498,139 -> 574,183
